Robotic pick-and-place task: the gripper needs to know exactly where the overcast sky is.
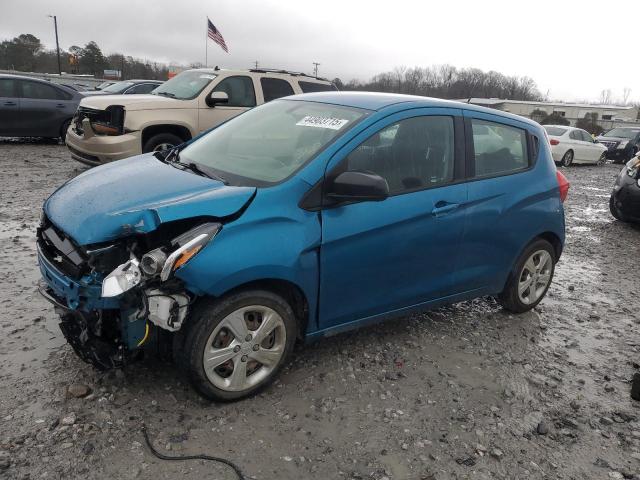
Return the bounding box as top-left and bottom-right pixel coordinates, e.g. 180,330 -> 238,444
2,0 -> 638,103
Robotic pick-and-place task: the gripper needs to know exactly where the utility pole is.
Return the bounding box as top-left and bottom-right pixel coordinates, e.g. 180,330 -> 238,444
254,60 -> 259,69
48,15 -> 61,75
312,62 -> 320,78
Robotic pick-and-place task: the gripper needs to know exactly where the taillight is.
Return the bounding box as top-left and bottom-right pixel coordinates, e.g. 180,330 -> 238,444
550,139 -> 560,146
556,170 -> 570,202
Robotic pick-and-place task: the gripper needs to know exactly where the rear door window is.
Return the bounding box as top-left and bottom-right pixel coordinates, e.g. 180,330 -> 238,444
260,77 -> 294,102
212,76 -> 256,107
298,81 -> 336,93
21,81 -> 66,100
471,119 -> 528,177
0,79 -> 16,97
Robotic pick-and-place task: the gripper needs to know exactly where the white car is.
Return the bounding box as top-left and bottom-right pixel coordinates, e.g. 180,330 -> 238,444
544,125 -> 607,166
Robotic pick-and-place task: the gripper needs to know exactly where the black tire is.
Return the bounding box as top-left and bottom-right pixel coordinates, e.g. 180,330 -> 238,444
142,132 -> 183,153
560,150 -> 574,167
177,290 -> 298,402
60,119 -> 71,144
609,195 -> 627,222
498,239 -> 556,313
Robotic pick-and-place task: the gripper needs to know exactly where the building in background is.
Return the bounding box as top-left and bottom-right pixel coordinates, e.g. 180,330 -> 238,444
461,98 -> 639,130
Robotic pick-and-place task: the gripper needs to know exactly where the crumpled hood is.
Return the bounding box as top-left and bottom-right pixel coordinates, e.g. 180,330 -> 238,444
44,155 -> 255,245
79,94 -> 190,111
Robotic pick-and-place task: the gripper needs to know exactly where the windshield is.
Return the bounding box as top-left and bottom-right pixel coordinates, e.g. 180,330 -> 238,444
544,126 -> 568,136
152,70 -> 216,100
102,81 -> 134,93
179,100 -> 367,185
604,128 -> 640,139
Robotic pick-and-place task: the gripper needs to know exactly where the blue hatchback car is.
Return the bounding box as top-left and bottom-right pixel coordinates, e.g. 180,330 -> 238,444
38,92 -> 568,400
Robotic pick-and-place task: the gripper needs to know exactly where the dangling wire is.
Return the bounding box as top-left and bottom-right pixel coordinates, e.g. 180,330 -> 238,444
141,423 -> 246,480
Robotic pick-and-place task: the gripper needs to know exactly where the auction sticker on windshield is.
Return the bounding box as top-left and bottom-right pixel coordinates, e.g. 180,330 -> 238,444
296,116 -> 349,130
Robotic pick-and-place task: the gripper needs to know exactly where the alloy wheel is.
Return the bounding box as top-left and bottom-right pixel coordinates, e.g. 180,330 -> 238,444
517,250 -> 552,305
562,150 -> 573,167
202,305 -> 286,392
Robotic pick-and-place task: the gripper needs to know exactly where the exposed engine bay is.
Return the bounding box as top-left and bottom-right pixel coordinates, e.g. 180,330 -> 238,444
37,214 -> 221,370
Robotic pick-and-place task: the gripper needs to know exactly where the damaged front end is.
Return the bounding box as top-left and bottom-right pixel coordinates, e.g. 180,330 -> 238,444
73,104 -> 126,137
37,214 -> 220,370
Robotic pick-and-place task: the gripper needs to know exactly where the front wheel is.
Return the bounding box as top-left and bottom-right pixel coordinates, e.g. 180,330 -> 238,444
177,290 -> 298,401
609,195 -> 627,222
142,133 -> 183,153
499,239 -> 556,313
596,152 -> 607,166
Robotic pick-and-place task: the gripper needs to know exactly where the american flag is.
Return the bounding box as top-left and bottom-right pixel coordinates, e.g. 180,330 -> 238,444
207,19 -> 229,53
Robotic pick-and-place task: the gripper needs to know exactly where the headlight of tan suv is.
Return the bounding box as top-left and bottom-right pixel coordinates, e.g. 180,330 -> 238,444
90,105 -> 126,136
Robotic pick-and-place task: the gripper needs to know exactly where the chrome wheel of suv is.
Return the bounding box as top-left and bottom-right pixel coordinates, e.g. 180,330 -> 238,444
203,305 -> 286,392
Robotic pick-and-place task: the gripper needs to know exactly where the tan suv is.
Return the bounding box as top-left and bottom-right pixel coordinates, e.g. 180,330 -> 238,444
66,68 -> 336,166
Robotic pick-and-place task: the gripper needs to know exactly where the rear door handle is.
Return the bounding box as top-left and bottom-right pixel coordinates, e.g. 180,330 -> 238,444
55,103 -> 66,108
431,201 -> 460,216
3,101 -> 17,106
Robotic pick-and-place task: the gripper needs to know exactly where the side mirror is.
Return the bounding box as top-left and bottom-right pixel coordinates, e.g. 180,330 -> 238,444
206,91 -> 229,107
327,171 -> 389,202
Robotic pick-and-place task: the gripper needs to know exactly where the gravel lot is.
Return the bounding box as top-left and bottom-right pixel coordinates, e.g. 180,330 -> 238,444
1,139 -> 640,480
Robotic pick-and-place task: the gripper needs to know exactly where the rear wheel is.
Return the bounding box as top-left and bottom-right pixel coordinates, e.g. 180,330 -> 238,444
60,119 -> 71,144
609,195 -> 627,222
142,133 -> 183,153
499,239 -> 556,313
560,150 -> 574,167
177,290 -> 297,401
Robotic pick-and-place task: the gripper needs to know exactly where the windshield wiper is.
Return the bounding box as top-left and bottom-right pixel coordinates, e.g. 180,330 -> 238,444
182,162 -> 229,184
155,91 -> 176,98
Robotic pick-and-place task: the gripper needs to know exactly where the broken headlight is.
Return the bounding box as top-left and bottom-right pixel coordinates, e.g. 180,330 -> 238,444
100,223 -> 221,298
627,156 -> 640,178
159,222 -> 221,281
102,258 -> 142,297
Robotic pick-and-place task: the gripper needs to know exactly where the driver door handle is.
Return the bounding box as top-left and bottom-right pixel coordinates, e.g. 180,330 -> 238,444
431,201 -> 460,216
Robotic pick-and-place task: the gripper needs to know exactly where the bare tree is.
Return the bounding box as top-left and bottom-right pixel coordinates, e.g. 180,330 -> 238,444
623,87 -> 632,105
599,89 -> 612,104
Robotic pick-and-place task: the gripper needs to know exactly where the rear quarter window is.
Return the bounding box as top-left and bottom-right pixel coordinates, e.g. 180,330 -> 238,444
298,81 -> 336,93
471,119 -> 529,177
260,77 -> 295,102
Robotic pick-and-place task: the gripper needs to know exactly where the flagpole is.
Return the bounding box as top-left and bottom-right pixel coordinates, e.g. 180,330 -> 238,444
205,17 -> 208,67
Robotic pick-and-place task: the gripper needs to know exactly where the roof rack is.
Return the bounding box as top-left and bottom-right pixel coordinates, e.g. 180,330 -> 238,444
248,68 -> 330,82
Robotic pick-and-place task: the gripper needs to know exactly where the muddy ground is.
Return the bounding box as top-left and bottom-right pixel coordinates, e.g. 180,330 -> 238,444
1,139 -> 639,480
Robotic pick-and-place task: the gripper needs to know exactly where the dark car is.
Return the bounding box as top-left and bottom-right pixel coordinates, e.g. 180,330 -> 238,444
83,79 -> 163,96
0,74 -> 84,141
596,127 -> 640,163
610,154 -> 640,223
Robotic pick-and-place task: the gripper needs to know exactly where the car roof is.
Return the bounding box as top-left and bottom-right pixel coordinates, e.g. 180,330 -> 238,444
187,68 -> 332,84
0,73 -> 58,84
124,79 -> 163,83
284,91 -> 541,127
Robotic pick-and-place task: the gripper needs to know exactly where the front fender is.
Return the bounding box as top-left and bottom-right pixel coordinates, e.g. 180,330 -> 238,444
174,183 -> 321,333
